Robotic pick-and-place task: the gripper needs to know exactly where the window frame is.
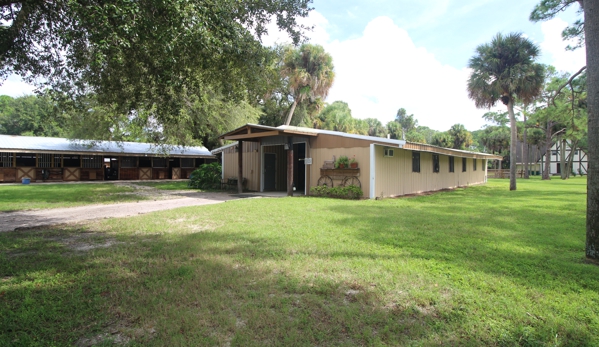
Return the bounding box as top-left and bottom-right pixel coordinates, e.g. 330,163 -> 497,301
412,152 -> 421,173
449,156 -> 454,173
432,154 -> 440,173
462,157 -> 467,172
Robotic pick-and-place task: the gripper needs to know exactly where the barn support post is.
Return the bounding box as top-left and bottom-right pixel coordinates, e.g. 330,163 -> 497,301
238,140 -> 243,194
287,136 -> 294,197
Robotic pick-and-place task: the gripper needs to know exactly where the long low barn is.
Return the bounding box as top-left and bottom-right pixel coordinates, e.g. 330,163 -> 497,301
213,124 -> 503,199
0,135 -> 215,183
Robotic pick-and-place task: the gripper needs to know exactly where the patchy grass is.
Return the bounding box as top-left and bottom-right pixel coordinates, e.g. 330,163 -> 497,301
0,183 -> 147,211
1,177 -> 597,346
131,181 -> 191,190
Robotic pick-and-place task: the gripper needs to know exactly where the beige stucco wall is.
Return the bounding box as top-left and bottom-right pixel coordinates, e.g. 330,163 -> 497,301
373,145 -> 487,198
222,142 -> 260,191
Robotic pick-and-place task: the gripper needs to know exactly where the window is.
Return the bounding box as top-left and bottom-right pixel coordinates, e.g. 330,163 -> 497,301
15,153 -> 36,167
38,153 -> 52,168
153,158 -> 167,168
462,157 -> 467,172
432,154 -> 439,173
54,155 -> 61,168
412,152 -> 420,173
121,157 -> 137,168
139,157 -> 151,167
473,158 -> 477,171
0,152 -> 13,167
82,155 -> 102,168
180,158 -> 194,168
63,155 -> 80,167
384,148 -> 394,157
449,156 -> 454,173
552,150 -> 558,156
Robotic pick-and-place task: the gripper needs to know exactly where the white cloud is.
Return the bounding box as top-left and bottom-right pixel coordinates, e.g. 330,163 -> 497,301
0,75 -> 37,97
539,18 -> 586,73
315,15 -> 490,131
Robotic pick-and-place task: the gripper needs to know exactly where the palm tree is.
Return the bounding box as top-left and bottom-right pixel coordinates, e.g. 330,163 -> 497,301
467,32 -> 544,190
448,124 -> 473,150
281,44 -> 335,126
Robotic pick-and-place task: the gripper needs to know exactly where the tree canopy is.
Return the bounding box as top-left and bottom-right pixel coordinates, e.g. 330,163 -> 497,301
282,43 -> 335,126
0,0 -> 313,145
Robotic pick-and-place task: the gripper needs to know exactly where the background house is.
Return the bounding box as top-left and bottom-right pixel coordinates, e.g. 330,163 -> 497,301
539,141 -> 588,176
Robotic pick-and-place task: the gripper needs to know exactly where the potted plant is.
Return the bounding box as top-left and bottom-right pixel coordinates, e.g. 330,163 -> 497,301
335,155 -> 349,169
349,155 -> 358,169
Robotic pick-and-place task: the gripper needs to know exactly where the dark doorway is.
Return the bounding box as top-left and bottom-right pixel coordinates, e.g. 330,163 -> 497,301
264,153 -> 277,191
556,163 -> 561,174
293,143 -> 306,193
104,158 -> 119,180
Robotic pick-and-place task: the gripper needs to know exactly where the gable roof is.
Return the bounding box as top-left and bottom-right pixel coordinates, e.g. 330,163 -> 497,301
0,134 -> 213,157
215,124 -> 503,160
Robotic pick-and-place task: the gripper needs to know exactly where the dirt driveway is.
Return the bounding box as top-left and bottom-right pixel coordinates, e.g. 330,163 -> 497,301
0,183 -> 241,232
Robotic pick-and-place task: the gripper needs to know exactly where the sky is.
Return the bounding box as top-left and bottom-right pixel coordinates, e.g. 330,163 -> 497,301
0,0 -> 586,132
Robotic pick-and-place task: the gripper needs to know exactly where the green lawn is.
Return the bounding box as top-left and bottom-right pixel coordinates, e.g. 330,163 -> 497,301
131,180 -> 191,190
1,177 -> 597,346
0,183 -> 147,211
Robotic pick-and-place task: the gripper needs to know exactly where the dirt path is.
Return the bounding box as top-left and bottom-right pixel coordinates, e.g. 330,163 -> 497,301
0,189 -> 239,232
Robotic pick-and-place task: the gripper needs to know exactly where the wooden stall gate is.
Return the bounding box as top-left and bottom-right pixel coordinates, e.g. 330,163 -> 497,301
172,168 -> 181,179
0,168 -> 16,182
17,167 -> 36,181
139,168 -> 152,180
63,168 -> 80,181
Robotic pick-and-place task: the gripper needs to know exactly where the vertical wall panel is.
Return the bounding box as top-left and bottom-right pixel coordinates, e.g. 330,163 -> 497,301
375,146 -> 488,198
223,142 -> 260,191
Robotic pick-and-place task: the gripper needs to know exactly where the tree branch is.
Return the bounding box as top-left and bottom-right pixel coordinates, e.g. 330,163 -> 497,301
551,65 -> 587,106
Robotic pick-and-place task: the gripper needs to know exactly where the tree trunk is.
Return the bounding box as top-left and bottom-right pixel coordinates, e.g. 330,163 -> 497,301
585,0 -> 599,261
523,114 -> 529,178
560,137 -> 567,179
567,140 -> 579,179
507,99 -> 517,190
284,100 -> 298,126
543,122 -> 552,180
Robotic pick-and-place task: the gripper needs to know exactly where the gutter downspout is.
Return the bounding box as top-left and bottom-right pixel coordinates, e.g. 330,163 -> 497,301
370,143 -> 376,199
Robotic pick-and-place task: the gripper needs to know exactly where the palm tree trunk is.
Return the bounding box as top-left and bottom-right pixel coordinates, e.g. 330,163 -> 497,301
523,114 -> 529,178
507,99 -> 517,190
585,0 -> 599,261
284,100 -> 298,126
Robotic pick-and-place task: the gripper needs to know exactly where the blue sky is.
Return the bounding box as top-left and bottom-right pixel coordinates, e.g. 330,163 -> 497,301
311,0 -> 579,68
267,0 -> 586,131
0,0 -> 586,132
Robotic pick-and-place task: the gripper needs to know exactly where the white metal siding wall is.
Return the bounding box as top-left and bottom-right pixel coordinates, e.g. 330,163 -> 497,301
374,146 -> 487,198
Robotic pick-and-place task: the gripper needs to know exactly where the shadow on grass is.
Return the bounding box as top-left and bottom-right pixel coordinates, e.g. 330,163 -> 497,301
1,181 -> 597,346
0,226 -> 456,347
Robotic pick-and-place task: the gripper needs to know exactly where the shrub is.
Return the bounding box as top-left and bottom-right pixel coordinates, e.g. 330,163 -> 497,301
335,155 -> 349,168
189,162 -> 222,189
310,184 -> 363,199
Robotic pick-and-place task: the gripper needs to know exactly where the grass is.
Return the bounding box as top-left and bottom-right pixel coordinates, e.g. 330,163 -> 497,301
0,183 -> 147,211
1,177 -> 598,346
131,181 -> 191,190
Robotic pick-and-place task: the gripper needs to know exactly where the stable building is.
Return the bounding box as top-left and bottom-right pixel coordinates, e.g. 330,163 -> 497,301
213,124 -> 503,199
0,134 -> 214,183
